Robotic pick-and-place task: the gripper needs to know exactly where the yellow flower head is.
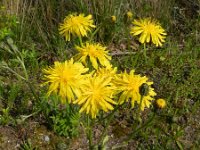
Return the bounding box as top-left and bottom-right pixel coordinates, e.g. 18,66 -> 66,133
130,18 -> 167,47
59,13 -> 96,41
113,70 -> 157,110
75,42 -> 111,69
95,64 -> 117,79
127,11 -> 133,19
43,59 -> 89,103
74,75 -> 117,118
111,15 -> 117,23
156,98 -> 166,109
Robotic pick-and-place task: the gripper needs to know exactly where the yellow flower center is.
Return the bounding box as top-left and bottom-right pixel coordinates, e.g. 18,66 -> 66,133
128,79 -> 141,92
144,24 -> 155,34
61,70 -> 73,83
92,89 -> 101,99
71,18 -> 79,25
88,46 -> 98,57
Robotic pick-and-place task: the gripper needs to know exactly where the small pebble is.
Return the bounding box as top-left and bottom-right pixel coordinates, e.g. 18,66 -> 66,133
44,135 -> 50,142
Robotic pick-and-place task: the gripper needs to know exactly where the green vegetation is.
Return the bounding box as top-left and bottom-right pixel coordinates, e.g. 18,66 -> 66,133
0,0 -> 199,149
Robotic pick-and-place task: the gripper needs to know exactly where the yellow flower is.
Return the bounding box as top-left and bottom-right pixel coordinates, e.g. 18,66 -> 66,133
74,75 -> 117,118
127,11 -> 133,19
59,13 -> 96,41
95,64 -> 117,79
156,98 -> 166,109
43,59 -> 89,103
75,42 -> 111,69
111,16 -> 116,23
113,70 -> 157,110
130,18 -> 167,47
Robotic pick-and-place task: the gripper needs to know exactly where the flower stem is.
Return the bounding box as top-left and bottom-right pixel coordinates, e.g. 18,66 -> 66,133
87,116 -> 94,150
78,36 -> 83,46
112,112 -> 156,149
143,43 -> 147,63
137,95 -> 144,121
126,112 -> 155,142
98,104 -> 124,147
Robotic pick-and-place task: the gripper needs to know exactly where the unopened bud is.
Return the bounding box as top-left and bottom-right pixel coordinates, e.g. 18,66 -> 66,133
139,83 -> 149,96
156,98 -> 166,109
111,16 -> 116,23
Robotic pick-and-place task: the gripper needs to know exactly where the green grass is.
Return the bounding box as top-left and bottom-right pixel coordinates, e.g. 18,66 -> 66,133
0,0 -> 200,149
111,38 -> 200,149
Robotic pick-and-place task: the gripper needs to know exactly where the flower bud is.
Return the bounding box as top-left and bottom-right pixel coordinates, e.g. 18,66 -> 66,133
156,98 -> 166,109
127,11 -> 133,19
139,83 -> 149,96
111,16 -> 116,23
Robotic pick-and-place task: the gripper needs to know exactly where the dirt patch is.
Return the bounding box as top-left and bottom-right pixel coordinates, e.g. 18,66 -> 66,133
0,126 -> 19,150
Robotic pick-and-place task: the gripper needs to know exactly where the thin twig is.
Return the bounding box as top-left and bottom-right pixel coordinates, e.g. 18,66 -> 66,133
110,51 -> 137,56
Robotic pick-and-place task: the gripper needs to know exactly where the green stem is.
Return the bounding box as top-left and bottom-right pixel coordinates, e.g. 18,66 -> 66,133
98,113 -> 113,145
98,104 -> 123,146
125,112 -> 155,142
78,36 -> 83,46
97,103 -> 125,124
137,95 -> 144,122
112,113 -> 155,149
143,43 -> 147,63
90,24 -> 102,41
87,116 -> 94,150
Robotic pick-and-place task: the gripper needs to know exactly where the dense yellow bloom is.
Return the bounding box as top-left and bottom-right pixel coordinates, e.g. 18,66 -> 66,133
127,11 -> 133,19
95,64 -> 117,79
156,98 -> 166,109
59,14 -> 96,41
111,16 -> 116,23
113,70 -> 156,110
43,59 -> 89,103
130,18 -> 167,47
74,75 -> 117,118
75,42 -> 111,69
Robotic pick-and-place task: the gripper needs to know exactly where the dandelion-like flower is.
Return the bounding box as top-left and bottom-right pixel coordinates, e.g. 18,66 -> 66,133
74,75 -> 117,118
113,70 -> 156,110
75,42 -> 111,69
96,64 -> 117,79
59,14 -> 96,41
130,18 -> 167,47
156,98 -> 166,109
43,59 -> 89,103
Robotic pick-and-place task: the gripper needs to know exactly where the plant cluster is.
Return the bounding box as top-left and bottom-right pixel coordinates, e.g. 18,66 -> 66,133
42,13 -> 167,149
0,1 -> 199,149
